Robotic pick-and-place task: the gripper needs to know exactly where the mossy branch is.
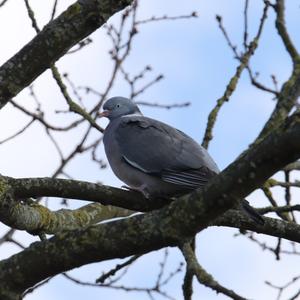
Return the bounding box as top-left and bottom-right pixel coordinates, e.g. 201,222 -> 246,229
0,177 -> 133,234
23,1 -> 104,133
0,110 -> 300,296
254,0 -> 300,141
0,0 -> 133,109
202,2 -> 269,149
6,176 -> 167,212
51,66 -> 104,132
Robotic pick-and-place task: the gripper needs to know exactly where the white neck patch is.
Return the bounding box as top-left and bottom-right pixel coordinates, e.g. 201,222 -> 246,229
121,112 -> 143,118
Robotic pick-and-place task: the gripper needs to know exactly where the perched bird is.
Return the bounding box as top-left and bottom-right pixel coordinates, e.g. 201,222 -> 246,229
100,96 -> 264,224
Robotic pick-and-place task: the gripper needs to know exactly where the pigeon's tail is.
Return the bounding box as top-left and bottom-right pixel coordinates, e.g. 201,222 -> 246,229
241,199 -> 265,225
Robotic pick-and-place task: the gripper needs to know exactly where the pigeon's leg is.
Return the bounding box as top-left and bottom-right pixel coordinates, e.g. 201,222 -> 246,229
121,184 -> 170,203
121,185 -> 136,191
121,185 -> 149,197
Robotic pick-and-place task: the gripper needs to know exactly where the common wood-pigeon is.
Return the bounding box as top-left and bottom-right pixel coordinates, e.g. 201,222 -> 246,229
100,97 -> 264,224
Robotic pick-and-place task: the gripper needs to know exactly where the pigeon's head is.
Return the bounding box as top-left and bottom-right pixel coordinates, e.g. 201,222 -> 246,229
100,97 -> 141,120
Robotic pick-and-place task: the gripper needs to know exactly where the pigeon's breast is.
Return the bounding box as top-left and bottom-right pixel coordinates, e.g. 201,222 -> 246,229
103,120 -> 144,188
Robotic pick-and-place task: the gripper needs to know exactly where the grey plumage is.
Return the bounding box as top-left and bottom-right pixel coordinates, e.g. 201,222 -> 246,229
101,96 -> 264,224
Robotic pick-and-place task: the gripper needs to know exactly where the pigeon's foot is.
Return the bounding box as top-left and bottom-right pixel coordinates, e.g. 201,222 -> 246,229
121,185 -> 134,191
121,185 -> 146,196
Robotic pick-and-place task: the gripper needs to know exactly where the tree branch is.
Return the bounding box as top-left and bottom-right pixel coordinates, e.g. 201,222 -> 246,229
0,177 -> 133,234
275,0 -> 299,61
255,0 -> 300,141
202,2 -> 269,149
6,176 -> 168,211
0,0 -> 133,109
180,243 -> 247,300
0,110 -> 300,297
212,210 -> 300,244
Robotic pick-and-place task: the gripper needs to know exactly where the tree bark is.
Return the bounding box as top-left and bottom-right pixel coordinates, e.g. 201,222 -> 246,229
0,111 -> 300,296
0,0 -> 133,108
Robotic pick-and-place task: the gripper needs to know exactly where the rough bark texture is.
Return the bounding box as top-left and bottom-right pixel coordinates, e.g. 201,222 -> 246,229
0,1 -> 299,299
0,112 -> 300,296
8,176 -> 167,211
0,0 -> 133,108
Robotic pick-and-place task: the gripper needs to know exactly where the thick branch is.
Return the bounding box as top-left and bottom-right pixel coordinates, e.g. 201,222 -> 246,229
6,176 -> 168,211
0,0 -> 133,109
0,176 -> 166,233
12,202 -> 133,235
0,112 -> 300,296
213,210 -> 300,244
0,177 -> 136,234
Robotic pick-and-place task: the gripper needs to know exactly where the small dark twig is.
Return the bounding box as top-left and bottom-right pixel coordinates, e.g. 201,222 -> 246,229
50,0 -> 58,21
96,255 -> 141,283
0,119 -> 35,145
266,275 -> 300,300
243,0 -> 249,49
0,0 -> 9,7
136,12 -> 198,25
136,101 -> 190,110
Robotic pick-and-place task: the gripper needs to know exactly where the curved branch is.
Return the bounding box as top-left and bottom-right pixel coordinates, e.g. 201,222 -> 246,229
15,201 -> 133,235
275,0 -> 299,61
202,2 -> 269,149
255,64 -> 300,140
6,176 -> 168,211
0,176 -> 165,233
255,0 -> 300,141
0,0 -> 133,109
180,243 -> 247,300
213,210 -> 300,244
0,111 -> 300,296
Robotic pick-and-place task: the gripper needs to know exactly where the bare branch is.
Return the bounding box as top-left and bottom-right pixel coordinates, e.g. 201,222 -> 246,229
274,0 -> 299,62
0,119 -> 35,145
1,110 -> 300,296
180,243 -> 248,300
0,0 -> 9,7
96,255 -> 141,283
255,0 -> 300,141
202,2 -> 269,149
136,12 -> 198,25
136,100 -> 190,110
0,0 -> 134,108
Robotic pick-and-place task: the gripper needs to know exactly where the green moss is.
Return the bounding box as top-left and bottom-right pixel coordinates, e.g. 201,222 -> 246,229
0,177 -> 9,194
64,2 -> 82,19
264,178 -> 278,188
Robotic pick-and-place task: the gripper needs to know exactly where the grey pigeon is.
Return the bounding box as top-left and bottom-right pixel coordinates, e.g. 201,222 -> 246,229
100,96 -> 264,224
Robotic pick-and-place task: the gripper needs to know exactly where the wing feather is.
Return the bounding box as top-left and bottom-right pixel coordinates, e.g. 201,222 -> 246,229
115,115 -> 219,188
162,167 -> 216,189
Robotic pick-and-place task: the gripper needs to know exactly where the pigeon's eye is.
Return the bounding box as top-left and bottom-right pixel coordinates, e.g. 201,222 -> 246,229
116,104 -> 120,108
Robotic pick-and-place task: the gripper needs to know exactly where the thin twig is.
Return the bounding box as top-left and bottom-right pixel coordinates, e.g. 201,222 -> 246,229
202,2 -> 269,149
0,119 -> 35,145
180,243 -> 248,300
136,12 -> 198,25
96,255 -> 141,283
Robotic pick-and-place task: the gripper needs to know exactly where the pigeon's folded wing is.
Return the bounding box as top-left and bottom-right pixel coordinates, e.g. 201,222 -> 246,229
116,116 -> 219,188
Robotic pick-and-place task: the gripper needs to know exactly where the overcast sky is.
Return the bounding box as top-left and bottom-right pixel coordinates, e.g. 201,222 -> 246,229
0,1 -> 300,299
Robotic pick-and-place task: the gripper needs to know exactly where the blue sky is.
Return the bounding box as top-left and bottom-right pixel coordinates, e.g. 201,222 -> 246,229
0,0 -> 299,299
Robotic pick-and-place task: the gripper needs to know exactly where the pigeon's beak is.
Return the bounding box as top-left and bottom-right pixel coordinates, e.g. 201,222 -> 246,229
99,110 -> 110,118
